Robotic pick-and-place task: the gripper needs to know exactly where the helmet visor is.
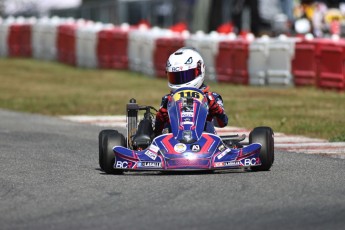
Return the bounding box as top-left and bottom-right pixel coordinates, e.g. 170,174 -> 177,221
167,68 -> 198,85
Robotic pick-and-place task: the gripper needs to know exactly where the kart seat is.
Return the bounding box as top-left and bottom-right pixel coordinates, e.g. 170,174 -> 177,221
132,119 -> 154,150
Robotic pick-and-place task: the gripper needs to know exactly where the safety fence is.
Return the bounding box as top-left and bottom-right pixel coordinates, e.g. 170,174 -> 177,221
0,16 -> 345,91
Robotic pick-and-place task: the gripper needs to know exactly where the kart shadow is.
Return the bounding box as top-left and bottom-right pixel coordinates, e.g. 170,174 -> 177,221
158,169 -> 254,176
96,168 -> 255,176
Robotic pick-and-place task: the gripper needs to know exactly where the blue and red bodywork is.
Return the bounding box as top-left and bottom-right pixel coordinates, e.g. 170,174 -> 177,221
113,87 -> 262,171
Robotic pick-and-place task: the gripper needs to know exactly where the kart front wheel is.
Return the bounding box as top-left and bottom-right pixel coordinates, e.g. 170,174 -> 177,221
249,127 -> 274,171
99,130 -> 113,169
99,129 -> 126,174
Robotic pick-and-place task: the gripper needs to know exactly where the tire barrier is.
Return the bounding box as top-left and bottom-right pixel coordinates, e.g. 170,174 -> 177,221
4,17 -> 35,58
154,36 -> 185,78
292,38 -> 319,86
248,37 -> 270,86
0,16 -> 344,91
317,38 -> 345,91
57,22 -> 78,66
216,39 -> 236,83
231,39 -> 250,85
185,31 -> 228,82
97,25 -> 129,69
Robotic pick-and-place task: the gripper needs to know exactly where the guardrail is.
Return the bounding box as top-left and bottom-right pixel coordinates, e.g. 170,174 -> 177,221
0,16 -> 344,91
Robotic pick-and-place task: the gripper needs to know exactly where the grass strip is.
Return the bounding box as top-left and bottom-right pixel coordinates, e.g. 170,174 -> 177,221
0,58 -> 344,141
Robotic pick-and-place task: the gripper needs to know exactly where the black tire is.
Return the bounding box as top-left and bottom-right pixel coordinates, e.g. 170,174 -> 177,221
99,130 -> 115,170
249,127 -> 274,171
99,130 -> 126,174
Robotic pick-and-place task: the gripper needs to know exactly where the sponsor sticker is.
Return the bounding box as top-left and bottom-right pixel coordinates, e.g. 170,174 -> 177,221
191,144 -> 200,152
218,144 -> 226,152
214,161 -> 241,168
174,143 -> 187,153
217,149 -> 230,159
242,158 -> 257,166
184,57 -> 193,64
224,161 -> 241,166
115,161 -> 128,168
214,162 -> 224,167
145,150 -> 157,160
172,66 -> 183,72
181,112 -> 193,117
148,144 -> 159,153
138,162 -> 162,168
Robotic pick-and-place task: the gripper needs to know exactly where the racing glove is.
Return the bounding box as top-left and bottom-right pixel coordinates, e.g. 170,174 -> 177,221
154,94 -> 172,136
154,107 -> 169,136
207,93 -> 224,116
156,107 -> 169,123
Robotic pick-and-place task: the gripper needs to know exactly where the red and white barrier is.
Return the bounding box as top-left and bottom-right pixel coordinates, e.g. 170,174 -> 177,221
32,17 -> 65,61
76,22 -> 104,68
0,16 -> 345,91
216,38 -> 236,83
292,37 -> 319,86
154,34 -> 186,78
317,37 -> 345,91
248,36 -> 270,85
0,17 -> 14,57
97,24 -> 130,69
266,35 -> 297,86
0,17 -> 35,58
185,31 -> 230,82
57,20 -> 78,66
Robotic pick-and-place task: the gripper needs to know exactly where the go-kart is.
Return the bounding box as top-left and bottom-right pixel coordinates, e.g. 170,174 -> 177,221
99,87 -> 274,174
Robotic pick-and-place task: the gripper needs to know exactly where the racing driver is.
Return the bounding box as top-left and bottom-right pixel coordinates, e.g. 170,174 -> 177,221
154,47 -> 228,136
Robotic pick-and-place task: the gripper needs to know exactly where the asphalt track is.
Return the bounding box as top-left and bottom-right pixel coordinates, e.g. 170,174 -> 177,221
1,109 -> 345,230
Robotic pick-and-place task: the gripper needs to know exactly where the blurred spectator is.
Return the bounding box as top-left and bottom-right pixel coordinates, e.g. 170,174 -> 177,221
192,0 -> 211,32
259,0 -> 284,35
209,0 -> 223,32
280,0 -> 294,23
319,0 -> 345,8
155,1 -> 173,28
293,1 -> 317,35
232,0 -> 261,36
312,2 -> 328,37
175,0 -> 196,31
300,0 -> 315,4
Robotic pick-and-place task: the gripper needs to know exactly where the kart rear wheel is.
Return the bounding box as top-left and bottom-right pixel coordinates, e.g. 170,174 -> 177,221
99,130 -> 126,174
249,127 -> 274,171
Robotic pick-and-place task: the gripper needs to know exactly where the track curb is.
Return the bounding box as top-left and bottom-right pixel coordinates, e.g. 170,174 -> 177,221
60,115 -> 345,160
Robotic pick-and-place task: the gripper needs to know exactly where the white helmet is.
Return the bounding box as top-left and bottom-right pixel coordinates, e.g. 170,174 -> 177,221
166,47 -> 205,92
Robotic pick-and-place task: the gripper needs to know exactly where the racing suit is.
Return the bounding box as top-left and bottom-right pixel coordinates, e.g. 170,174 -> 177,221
154,84 -> 228,136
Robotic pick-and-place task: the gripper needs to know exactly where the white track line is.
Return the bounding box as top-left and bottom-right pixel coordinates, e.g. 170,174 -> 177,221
60,115 -> 345,159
